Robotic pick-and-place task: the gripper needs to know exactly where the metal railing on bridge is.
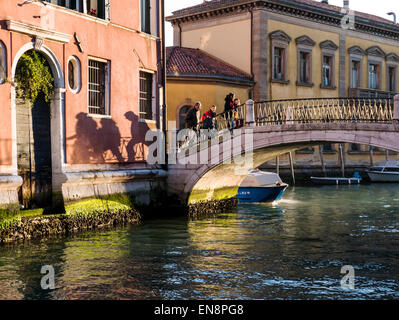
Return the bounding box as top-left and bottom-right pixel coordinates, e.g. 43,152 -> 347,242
206,97 -> 395,131
255,97 -> 393,125
175,96 -> 396,152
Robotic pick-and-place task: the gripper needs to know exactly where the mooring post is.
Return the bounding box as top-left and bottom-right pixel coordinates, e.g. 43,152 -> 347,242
339,144 -> 345,177
369,146 -> 374,167
288,152 -> 295,185
318,145 -> 327,177
394,94 -> 399,123
276,156 -> 280,175
245,99 -> 255,127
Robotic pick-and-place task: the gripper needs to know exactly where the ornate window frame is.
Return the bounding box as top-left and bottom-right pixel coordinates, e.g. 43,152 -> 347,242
295,35 -> 315,87
348,46 -> 365,89
320,40 -> 338,90
366,46 -> 385,90
386,53 -> 399,93
270,30 -> 291,84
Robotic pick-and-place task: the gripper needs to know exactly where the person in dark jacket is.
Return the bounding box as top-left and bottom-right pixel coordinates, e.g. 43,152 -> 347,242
185,101 -> 201,130
202,105 -> 217,130
224,93 -> 235,130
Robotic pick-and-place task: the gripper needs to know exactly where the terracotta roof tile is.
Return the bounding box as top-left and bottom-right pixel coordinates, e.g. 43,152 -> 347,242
166,46 -> 252,81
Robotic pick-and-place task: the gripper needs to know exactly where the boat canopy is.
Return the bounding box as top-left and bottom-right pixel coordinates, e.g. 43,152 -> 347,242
379,161 -> 399,167
240,170 -> 284,188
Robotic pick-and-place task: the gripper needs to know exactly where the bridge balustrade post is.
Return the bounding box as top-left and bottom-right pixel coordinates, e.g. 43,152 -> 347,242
245,99 -> 255,127
394,95 -> 399,123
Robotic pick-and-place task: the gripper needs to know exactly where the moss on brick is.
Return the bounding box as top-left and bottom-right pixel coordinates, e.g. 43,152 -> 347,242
0,195 -> 144,244
189,187 -> 238,203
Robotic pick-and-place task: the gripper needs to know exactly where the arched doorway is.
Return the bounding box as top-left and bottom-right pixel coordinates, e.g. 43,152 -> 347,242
178,105 -> 192,130
15,50 -> 53,209
11,44 -> 66,211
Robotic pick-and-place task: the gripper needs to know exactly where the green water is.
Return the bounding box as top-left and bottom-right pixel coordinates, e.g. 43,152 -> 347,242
1,184 -> 399,300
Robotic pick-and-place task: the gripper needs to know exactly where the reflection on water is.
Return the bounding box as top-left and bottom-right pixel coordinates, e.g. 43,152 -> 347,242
1,184 -> 399,300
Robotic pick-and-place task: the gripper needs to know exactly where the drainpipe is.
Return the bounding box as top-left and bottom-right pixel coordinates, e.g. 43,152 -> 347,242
248,5 -> 254,99
177,21 -> 182,47
161,0 -> 168,169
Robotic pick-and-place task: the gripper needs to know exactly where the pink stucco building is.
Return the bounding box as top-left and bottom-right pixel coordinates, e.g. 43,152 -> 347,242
0,0 -> 166,211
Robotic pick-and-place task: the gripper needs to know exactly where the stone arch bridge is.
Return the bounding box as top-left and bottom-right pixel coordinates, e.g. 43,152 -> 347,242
167,96 -> 399,204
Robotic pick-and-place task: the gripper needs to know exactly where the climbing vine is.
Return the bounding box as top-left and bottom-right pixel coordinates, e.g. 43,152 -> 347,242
15,50 -> 54,105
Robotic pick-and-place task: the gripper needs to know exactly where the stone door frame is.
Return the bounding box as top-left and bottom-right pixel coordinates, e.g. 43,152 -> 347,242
11,42 -> 66,205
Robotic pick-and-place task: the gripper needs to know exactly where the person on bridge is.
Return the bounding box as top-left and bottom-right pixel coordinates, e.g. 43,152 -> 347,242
233,98 -> 243,128
185,101 -> 201,131
184,102 -> 202,146
201,105 -> 217,130
224,93 -> 235,130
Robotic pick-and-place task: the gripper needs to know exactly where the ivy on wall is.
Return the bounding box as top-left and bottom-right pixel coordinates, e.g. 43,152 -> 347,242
15,50 -> 54,105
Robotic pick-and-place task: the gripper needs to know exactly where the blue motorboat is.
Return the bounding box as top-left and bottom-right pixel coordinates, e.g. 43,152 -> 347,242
237,169 -> 289,203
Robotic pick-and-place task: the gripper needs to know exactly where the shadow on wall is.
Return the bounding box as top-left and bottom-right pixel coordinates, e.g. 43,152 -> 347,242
69,112 -> 152,164
124,111 -> 152,163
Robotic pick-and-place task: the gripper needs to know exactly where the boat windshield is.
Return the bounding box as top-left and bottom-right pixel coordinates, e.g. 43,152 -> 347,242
384,167 -> 399,172
370,167 -> 384,172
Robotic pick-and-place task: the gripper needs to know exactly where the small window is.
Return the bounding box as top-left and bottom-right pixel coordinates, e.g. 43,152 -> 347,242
299,51 -> 311,84
368,63 -> 380,89
67,56 -> 81,93
323,144 -> 335,152
388,66 -> 397,92
0,41 -> 6,85
140,0 -> 151,34
88,59 -> 109,115
322,56 -> 332,87
139,71 -> 154,120
351,60 -> 360,88
273,47 -> 284,81
349,144 -> 361,152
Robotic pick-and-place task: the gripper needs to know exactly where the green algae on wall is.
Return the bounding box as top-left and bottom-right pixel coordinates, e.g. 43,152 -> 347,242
188,186 -> 239,203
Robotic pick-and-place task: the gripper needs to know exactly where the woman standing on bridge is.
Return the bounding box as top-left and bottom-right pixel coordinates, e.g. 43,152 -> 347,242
224,93 -> 235,130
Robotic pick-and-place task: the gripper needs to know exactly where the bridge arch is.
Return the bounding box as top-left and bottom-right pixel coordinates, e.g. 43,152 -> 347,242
168,122 -> 399,204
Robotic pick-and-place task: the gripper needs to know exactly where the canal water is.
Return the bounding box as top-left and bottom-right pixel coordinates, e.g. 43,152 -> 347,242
1,184 -> 399,300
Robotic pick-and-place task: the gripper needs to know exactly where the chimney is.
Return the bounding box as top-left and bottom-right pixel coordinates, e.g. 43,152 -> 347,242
343,0 -> 349,9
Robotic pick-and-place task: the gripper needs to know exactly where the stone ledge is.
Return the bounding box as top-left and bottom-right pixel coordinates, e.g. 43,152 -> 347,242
188,197 -> 238,220
0,175 -> 23,188
63,169 -> 167,184
0,209 -> 142,245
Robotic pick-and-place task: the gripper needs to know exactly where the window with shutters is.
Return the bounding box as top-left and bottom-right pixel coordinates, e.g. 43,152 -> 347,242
139,71 -> 154,120
140,0 -> 151,34
88,59 -> 110,115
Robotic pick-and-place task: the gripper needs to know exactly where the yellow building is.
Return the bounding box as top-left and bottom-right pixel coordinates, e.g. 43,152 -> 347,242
166,46 -> 253,130
166,0 -> 399,177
